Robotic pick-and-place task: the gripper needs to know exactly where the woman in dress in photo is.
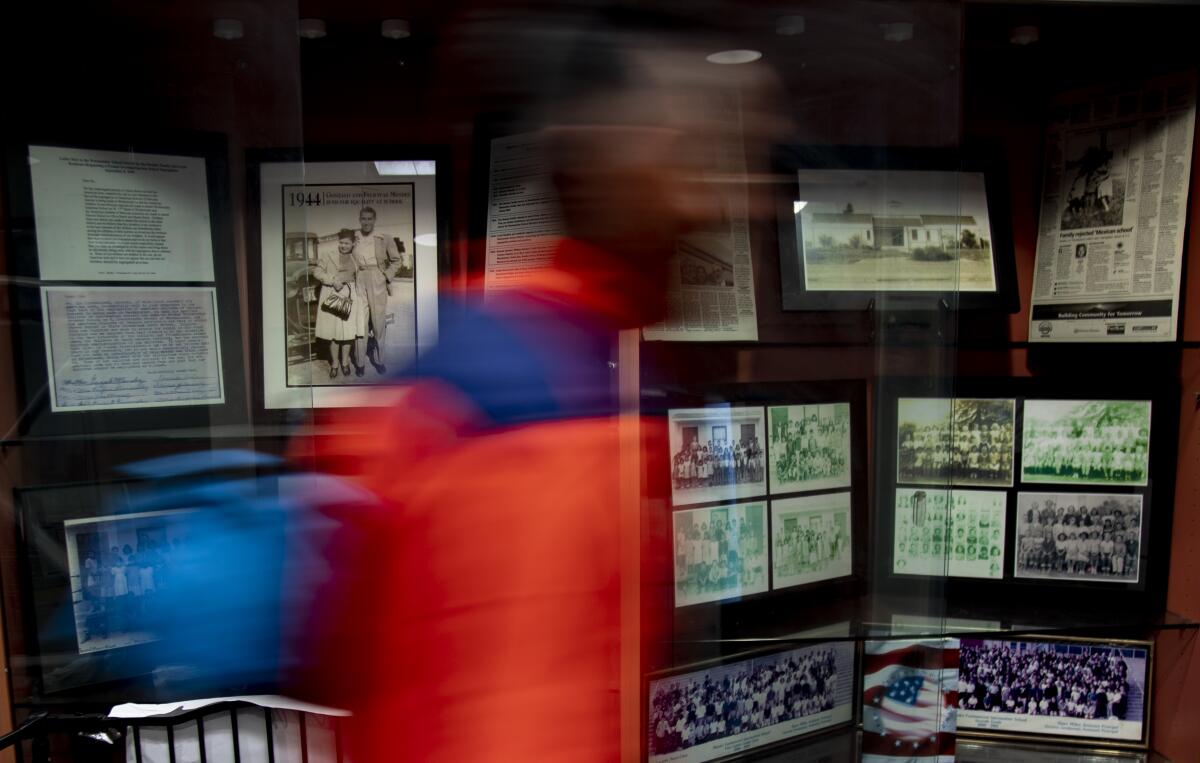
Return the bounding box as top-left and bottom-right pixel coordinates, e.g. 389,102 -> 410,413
314,228 -> 369,379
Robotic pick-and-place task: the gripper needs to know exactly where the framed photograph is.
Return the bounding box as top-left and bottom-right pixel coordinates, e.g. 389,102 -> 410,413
1021,400 -> 1151,487
892,488 -> 1007,579
668,406 -> 767,507
63,509 -> 193,655
770,492 -> 852,590
897,398 -> 1016,488
646,641 -> 856,763
249,148 -> 447,411
775,145 -> 1018,312
1013,493 -> 1143,584
956,636 -> 1153,748
2,132 -> 244,435
767,402 -> 852,494
671,502 -> 768,607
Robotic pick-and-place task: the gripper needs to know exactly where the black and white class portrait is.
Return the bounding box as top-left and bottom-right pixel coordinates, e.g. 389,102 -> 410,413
669,407 -> 767,506
957,639 -> 1146,726
1014,493 -> 1142,584
64,509 -> 193,655
770,492 -> 852,590
648,643 -> 850,761
896,398 -> 1015,488
767,403 -> 852,494
672,502 -> 769,607
1021,400 -> 1151,487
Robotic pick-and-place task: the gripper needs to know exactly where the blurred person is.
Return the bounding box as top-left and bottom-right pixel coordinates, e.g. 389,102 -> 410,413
288,8 -> 784,762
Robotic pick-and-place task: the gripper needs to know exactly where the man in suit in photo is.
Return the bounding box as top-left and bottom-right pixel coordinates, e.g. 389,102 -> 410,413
354,205 -> 402,374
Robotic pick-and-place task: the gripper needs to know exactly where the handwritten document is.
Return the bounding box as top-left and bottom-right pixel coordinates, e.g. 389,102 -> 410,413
42,286 -> 225,411
29,145 -> 215,282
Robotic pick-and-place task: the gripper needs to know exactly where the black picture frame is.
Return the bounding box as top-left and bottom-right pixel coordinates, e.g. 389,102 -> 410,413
642,640 -> 859,763
2,132 -> 245,437
245,146 -> 451,421
644,380 -> 869,642
872,377 -> 1178,617
775,144 -> 1019,314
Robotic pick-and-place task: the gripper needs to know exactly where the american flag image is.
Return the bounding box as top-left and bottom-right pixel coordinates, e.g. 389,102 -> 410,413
862,639 -> 959,763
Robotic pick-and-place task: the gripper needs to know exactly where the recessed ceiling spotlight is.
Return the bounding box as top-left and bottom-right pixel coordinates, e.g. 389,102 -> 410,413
298,19 -> 327,40
880,22 -> 913,43
1010,25 -> 1039,46
776,15 -> 805,36
381,19 -> 411,40
212,18 -> 244,41
705,49 -> 762,65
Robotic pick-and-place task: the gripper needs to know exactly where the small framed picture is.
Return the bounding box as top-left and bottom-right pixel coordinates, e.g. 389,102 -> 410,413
892,487 -> 1007,580
896,397 -> 1016,489
956,636 -> 1153,749
1021,400 -> 1151,487
770,492 -> 853,590
248,148 -> 448,412
1013,493 -> 1143,584
671,501 -> 769,607
668,406 -> 767,507
767,402 -> 852,494
775,145 -> 1018,312
646,641 -> 856,762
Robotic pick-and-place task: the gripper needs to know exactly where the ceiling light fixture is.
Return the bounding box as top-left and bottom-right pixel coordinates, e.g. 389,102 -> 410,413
381,19 -> 411,40
705,49 -> 762,65
212,19 -> 244,41
297,19 -> 327,40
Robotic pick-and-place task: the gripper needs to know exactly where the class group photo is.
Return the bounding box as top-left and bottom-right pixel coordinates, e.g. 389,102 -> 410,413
673,504 -> 768,607
1015,494 -> 1142,582
768,403 -> 851,492
959,639 -> 1143,723
1022,400 -> 1151,486
669,407 -> 767,504
771,496 -> 852,588
649,646 -> 843,757
897,398 -> 1015,488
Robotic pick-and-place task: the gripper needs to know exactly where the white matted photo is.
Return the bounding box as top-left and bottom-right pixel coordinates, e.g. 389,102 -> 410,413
64,509 -> 194,654
258,158 -> 439,409
794,169 -> 997,292
893,488 -> 1006,579
1021,400 -> 1151,487
767,402 -> 852,494
648,641 -> 855,763
669,406 -> 767,506
770,492 -> 852,590
958,637 -> 1150,745
897,398 -> 1015,488
1014,492 -> 1142,584
671,502 -> 768,607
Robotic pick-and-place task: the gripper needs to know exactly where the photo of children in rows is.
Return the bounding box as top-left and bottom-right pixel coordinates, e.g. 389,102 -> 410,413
66,511 -> 190,654
669,407 -> 767,506
672,503 -> 768,607
897,398 -> 1014,488
649,644 -> 848,759
1015,494 -> 1142,583
768,403 -> 851,494
893,488 -> 1006,579
771,495 -> 852,589
959,639 -> 1144,725
1022,400 -> 1151,486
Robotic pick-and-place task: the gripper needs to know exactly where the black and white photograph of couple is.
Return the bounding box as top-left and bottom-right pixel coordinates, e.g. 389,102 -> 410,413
282,184 -> 416,387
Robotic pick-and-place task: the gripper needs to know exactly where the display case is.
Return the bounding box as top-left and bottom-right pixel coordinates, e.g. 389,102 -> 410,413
1,2 -> 1199,763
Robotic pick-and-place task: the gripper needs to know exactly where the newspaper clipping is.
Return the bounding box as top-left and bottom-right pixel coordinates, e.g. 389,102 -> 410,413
644,91 -> 759,342
1030,73 -> 1196,342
